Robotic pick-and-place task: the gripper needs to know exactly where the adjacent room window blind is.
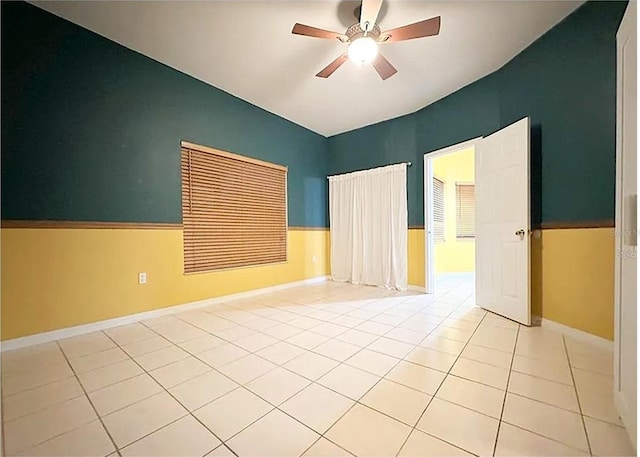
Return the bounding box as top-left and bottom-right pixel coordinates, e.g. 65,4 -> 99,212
433,177 -> 445,243
181,141 -> 287,274
456,183 -> 475,238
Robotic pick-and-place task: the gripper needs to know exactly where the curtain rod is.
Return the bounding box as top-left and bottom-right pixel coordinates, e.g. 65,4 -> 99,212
327,162 -> 412,180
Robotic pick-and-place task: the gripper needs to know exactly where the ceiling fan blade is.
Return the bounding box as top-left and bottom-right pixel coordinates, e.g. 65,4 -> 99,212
360,0 -> 383,31
380,16 -> 441,42
316,53 -> 349,78
372,53 -> 397,80
292,23 -> 347,42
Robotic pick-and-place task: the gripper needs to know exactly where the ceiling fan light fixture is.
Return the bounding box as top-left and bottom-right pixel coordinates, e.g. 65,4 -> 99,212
348,36 -> 378,64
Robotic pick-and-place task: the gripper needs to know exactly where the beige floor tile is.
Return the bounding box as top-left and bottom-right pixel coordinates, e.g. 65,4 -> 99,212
206,445 -> 237,457
419,335 -> 466,356
469,326 -> 517,353
121,335 -> 173,358
285,330 -> 329,350
325,404 -> 411,457
441,317 -> 480,331
568,351 -> 613,376
2,342 -> 66,375
317,364 -> 380,400
281,383 -> 355,434
515,333 -> 567,362
59,332 -> 116,359
494,422 -> 588,457
461,343 -> 513,368
234,332 -> 279,352
345,348 -> 399,376
246,367 -> 310,405
104,323 -> 156,346
169,369 -> 239,411
262,323 -> 304,339
433,326 -> 473,343
385,327 -> 427,345
227,409 -> 319,457
302,438 -> 353,457
198,343 -> 250,368
149,356 -> 211,389
120,415 -> 221,457
242,317 -> 280,331
153,321 -> 207,343
313,322 -> 349,338
361,378 -> 431,426
367,337 -> 415,358
4,376 -> 84,421
5,396 -> 98,455
508,371 -> 579,412
398,429 -> 474,456
16,420 -> 115,457
194,387 -> 273,440
572,367 -> 622,425
416,398 -> 499,457
511,354 -> 573,385
451,357 -> 509,389
177,334 -> 226,354
255,341 -> 306,364
313,339 -> 361,362
102,391 -> 187,448
333,315 -> 365,328
437,375 -> 505,418
134,345 -> 190,371
77,358 -> 144,392
89,373 -> 163,416
371,313 -> 406,326
385,360 -> 446,395
68,347 -> 129,373
284,351 -> 340,380
2,363 -> 74,396
218,354 -> 277,384
502,393 -> 588,451
141,315 -> 182,328
584,416 -> 636,456
336,329 -> 380,347
290,316 -> 324,330
355,321 -> 394,336
404,346 -> 457,372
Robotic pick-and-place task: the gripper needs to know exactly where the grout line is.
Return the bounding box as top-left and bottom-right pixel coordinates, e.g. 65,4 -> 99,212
394,309 -> 490,457
490,324 -> 520,456
563,335 -> 594,457
55,340 -> 122,457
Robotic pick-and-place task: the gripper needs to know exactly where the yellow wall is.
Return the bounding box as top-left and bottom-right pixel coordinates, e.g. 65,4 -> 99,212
1,228 -> 329,340
532,227 -> 615,340
410,226 -> 614,339
433,147 -> 475,274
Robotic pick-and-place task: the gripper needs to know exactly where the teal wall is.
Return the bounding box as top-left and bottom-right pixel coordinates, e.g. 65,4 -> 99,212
329,1 -> 627,227
1,1 -> 329,227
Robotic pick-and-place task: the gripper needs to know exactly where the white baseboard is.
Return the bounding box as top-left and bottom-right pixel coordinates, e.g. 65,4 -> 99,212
538,317 -> 613,352
1,275 -> 329,352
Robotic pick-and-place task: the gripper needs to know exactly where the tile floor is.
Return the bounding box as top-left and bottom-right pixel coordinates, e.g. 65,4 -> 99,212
1,273 -> 635,457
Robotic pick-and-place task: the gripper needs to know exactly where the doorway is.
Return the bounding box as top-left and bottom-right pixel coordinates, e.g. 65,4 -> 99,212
424,138 -> 480,295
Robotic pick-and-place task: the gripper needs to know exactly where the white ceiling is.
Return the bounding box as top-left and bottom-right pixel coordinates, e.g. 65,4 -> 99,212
33,1 -> 582,136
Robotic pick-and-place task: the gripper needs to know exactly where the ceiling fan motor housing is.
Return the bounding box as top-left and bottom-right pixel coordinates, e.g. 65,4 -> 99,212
346,23 -> 381,42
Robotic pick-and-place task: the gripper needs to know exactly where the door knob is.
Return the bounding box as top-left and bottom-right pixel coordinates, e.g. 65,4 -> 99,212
515,229 -> 526,239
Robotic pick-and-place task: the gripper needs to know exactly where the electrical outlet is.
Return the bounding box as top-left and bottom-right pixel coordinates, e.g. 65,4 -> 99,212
138,272 -> 147,285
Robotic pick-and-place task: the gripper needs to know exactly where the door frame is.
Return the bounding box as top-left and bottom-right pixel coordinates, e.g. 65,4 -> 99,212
423,137 -> 482,294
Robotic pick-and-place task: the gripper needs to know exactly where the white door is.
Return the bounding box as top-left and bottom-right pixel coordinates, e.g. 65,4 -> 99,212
614,1 -> 637,448
476,117 -> 530,325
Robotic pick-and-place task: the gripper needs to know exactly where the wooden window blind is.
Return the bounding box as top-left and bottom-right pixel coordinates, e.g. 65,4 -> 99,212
181,141 -> 287,274
433,177 -> 445,243
456,183 -> 475,239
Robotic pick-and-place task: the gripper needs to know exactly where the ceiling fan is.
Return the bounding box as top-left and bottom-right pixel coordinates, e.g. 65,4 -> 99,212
291,0 -> 441,80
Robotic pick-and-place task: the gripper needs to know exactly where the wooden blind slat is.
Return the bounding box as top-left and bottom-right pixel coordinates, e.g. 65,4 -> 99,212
181,144 -> 287,273
456,183 -> 475,238
433,177 -> 445,243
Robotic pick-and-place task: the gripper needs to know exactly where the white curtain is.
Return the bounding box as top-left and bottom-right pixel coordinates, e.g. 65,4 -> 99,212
329,163 -> 408,290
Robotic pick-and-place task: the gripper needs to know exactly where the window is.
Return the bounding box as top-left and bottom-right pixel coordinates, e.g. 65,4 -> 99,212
456,183 -> 475,238
181,141 -> 287,273
433,177 -> 445,243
